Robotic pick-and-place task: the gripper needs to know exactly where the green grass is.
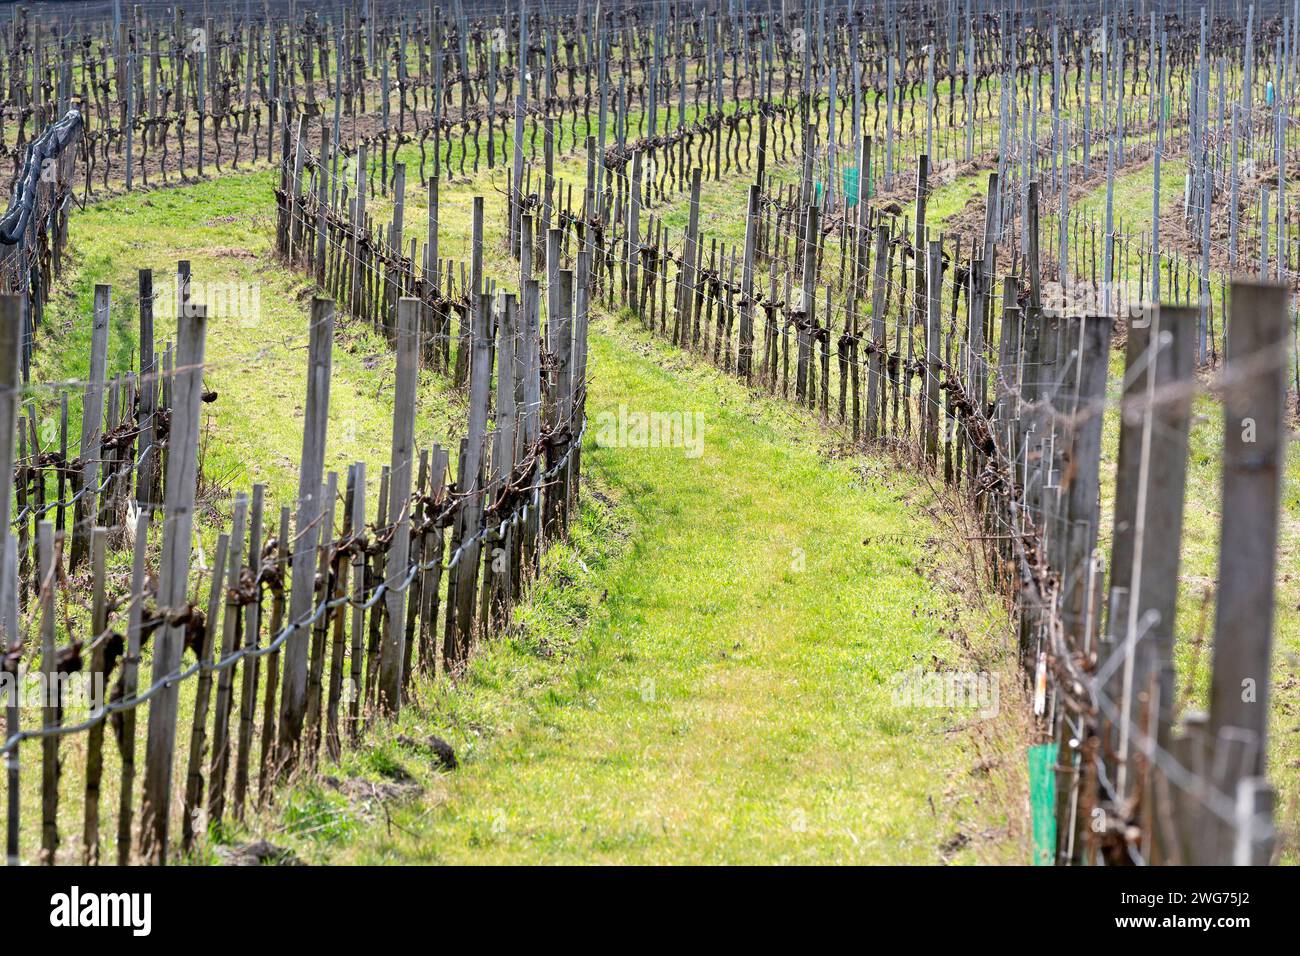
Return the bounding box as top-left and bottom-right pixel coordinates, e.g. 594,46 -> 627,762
15,128 -> 1035,865
1061,157 -> 1300,857
34,172 -> 469,523
23,56 -> 1295,864
272,313 -> 1032,865
11,171 -> 476,865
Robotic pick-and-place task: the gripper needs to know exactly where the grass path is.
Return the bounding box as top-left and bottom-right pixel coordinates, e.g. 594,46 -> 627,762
37,164 -> 1034,865
35,172 -> 473,525
18,173 -> 487,864
294,315 -> 1030,865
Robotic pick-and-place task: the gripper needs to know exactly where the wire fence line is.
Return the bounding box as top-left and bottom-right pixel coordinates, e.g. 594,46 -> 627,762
0,86 -> 594,865
0,0 -> 1296,868
554,95 -> 1291,864
406,0 -> 1294,866
277,0 -> 1295,862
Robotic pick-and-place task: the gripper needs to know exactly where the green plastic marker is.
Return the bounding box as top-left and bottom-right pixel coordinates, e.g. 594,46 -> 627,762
843,166 -> 860,207
1028,743 -> 1057,865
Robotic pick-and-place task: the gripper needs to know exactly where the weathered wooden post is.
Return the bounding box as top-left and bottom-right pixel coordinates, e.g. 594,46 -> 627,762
138,298 -> 207,865
71,284 -> 111,570
349,148 -> 368,318
907,155 -> 930,438
305,472 -> 338,760
0,296 -> 19,635
571,252 -> 589,516
628,149 -> 643,317
0,295 -> 17,866
315,148 -> 330,288
796,203 -> 818,404
208,492 -> 250,826
677,168 -> 702,348
923,240 -> 943,465
1208,282 -> 1290,777
738,183 -> 759,382
1060,315 -> 1113,654
277,297 -> 335,767
125,49 -> 135,189
82,526 -> 109,863
489,293 -> 518,624
519,278 -> 543,580
137,269 -> 159,506
1107,305 -> 1198,791
38,521 -> 58,863
866,225 -> 889,441
452,288 -> 494,656
379,298 -> 420,714
181,530 -> 230,853
115,504 -> 150,864
348,464 -> 367,740
552,270 -> 575,534
233,482 -> 265,820
510,9 -> 528,252
545,227 -> 561,357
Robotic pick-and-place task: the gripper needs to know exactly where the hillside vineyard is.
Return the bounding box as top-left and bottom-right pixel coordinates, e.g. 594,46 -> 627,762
0,0 -> 1295,877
